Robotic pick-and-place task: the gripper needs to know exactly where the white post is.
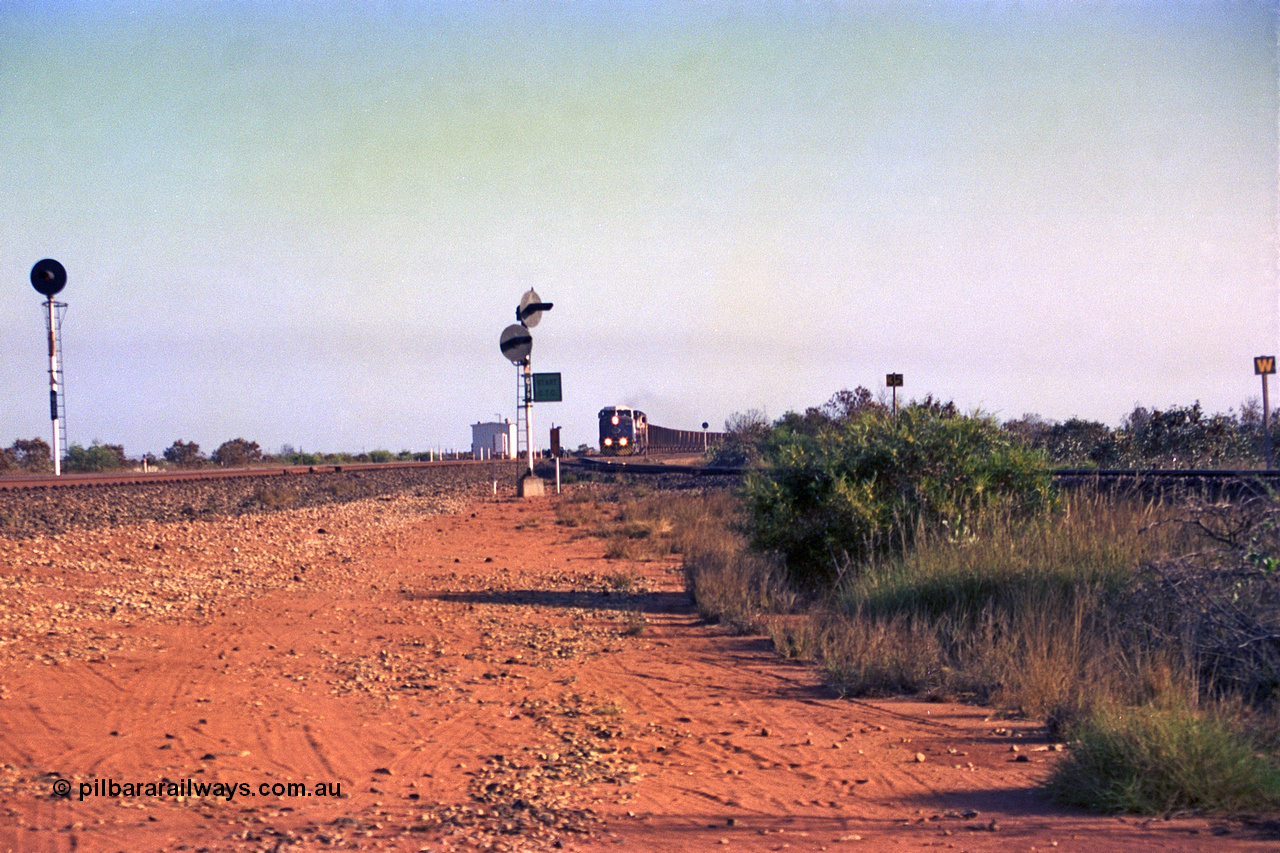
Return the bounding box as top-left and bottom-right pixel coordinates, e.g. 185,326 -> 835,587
46,299 -> 61,476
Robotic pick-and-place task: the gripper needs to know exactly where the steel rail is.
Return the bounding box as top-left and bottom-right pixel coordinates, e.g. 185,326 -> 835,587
0,458 -> 488,491
574,457 -> 1280,487
7,457 -> 1280,493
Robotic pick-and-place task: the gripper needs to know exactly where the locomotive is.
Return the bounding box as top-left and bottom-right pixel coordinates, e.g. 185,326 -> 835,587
598,406 -> 648,455
598,407 -> 727,456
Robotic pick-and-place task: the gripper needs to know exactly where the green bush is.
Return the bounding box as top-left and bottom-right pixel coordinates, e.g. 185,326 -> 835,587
211,438 -> 262,467
706,409 -> 770,468
1046,705 -> 1280,813
64,441 -> 127,472
163,439 -> 204,467
745,403 -> 1052,588
3,438 -> 52,473
1006,402 -> 1269,469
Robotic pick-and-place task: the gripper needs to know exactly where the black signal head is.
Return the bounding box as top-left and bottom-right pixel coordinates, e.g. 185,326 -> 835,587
30,259 -> 66,296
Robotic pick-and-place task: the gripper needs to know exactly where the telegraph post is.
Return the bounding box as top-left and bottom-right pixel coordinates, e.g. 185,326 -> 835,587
30,260 -> 68,476
1256,356 -> 1276,469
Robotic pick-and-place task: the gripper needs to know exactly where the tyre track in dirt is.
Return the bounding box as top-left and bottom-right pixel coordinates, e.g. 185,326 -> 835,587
2,489 -> 1277,852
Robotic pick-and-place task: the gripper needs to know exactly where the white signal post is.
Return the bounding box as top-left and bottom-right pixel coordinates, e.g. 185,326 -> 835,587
30,259 -> 68,476
46,299 -> 61,476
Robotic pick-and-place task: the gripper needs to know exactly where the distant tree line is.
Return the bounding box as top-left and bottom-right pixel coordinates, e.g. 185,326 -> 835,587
1003,400 -> 1276,469
14,394 -> 1268,477
0,436 -> 432,475
710,389 -> 1280,471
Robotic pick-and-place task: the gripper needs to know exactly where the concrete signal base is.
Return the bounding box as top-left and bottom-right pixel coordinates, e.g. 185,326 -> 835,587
516,471 -> 546,498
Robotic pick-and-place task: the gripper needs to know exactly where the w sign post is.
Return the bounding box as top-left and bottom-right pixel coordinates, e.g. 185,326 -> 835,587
1257,356 -> 1275,469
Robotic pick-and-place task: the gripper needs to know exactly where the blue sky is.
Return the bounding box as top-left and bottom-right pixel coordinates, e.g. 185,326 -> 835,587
1,1 -> 1276,456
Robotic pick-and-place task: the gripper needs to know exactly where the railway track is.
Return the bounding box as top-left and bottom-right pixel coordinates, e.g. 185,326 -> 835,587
0,459 -> 484,491
576,458 -> 1280,498
0,460 -> 523,538
6,457 -> 1280,499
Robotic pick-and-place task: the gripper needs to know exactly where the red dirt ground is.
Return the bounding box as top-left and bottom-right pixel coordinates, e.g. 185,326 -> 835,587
1,489 -> 1276,852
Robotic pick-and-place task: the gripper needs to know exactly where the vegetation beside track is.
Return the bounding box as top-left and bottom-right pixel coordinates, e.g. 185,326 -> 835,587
597,393 -> 1280,817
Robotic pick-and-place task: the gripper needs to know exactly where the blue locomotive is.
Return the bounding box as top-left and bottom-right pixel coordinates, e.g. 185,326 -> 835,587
598,407 -> 726,455
598,406 -> 648,455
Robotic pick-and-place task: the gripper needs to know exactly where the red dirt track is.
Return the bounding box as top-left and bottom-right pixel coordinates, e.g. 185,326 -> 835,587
1,488 -> 1275,852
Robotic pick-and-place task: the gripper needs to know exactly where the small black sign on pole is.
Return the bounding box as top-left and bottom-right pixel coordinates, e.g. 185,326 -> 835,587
886,373 -> 904,416
1256,356 -> 1276,469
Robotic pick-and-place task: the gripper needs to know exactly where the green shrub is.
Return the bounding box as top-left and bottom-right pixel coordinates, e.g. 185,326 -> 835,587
745,404 -> 1053,588
1046,705 -> 1280,813
64,441 -> 127,472
212,438 -> 262,467
163,439 -> 204,468
1006,402 -> 1269,469
9,438 -> 52,472
706,409 -> 770,467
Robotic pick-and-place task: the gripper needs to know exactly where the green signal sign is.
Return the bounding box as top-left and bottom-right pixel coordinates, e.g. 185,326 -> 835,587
532,372 -> 562,402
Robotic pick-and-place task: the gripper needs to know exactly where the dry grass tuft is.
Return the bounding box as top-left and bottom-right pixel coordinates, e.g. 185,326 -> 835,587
620,611 -> 648,637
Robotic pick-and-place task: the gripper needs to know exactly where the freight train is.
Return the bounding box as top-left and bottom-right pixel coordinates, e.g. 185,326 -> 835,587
598,406 -> 726,456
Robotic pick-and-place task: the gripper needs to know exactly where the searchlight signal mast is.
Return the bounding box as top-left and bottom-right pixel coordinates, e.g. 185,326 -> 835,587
30,259 -> 68,476
499,289 -> 553,495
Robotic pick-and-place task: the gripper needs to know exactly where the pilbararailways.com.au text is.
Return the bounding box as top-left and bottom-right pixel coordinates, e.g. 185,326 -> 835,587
54,777 -> 343,802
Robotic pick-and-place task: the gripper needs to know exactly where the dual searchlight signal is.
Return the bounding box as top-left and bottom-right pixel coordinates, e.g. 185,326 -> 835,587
498,289 -> 557,496
30,259 -> 69,476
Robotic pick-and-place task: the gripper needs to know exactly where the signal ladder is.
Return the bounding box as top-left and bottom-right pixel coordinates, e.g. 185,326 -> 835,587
515,367 -> 531,460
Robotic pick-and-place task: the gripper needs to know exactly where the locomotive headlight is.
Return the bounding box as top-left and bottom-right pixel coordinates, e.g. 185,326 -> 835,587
611,415 -> 619,425
619,437 -> 628,446
604,438 -> 613,446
